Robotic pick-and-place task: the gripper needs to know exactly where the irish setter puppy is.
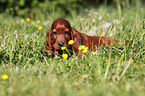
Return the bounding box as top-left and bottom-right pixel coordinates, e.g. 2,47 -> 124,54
45,18 -> 118,57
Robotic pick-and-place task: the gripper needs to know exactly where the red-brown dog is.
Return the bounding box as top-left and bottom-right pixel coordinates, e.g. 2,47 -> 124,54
45,18 -> 118,57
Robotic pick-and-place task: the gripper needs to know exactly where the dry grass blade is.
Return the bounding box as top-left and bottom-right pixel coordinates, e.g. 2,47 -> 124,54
104,46 -> 112,79
121,54 -> 133,77
27,43 -> 49,67
0,59 -> 5,68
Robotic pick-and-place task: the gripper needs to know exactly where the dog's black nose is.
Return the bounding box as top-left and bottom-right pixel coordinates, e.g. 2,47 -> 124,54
58,42 -> 64,47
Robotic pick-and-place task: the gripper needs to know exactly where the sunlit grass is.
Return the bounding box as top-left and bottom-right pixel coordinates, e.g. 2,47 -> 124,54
0,6 -> 145,96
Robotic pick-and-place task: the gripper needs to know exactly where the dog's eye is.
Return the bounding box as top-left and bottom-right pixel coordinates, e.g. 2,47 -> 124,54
53,32 -> 57,35
64,31 -> 69,35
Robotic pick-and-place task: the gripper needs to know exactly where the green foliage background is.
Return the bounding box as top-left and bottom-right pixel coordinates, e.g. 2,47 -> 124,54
0,0 -> 144,18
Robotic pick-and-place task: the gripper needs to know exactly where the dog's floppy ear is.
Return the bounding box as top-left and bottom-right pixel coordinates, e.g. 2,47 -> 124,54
71,27 -> 82,54
45,29 -> 53,51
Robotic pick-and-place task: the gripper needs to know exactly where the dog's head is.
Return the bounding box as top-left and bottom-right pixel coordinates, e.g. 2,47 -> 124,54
45,18 -> 75,55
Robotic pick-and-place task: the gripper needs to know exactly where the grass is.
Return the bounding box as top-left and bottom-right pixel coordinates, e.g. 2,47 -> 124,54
0,5 -> 145,96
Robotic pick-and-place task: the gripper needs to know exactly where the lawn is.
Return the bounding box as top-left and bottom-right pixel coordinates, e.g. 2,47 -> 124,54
0,5 -> 145,96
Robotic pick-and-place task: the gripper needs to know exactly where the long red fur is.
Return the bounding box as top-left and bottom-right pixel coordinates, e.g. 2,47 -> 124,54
45,18 -> 118,56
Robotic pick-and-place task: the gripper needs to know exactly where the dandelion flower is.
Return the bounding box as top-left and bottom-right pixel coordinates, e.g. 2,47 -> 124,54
1,74 -> 8,80
92,52 -> 96,55
38,26 -> 42,30
78,45 -> 86,50
31,22 -> 34,25
12,22 -> 15,25
61,47 -> 66,50
62,54 -> 68,60
68,40 -> 74,45
85,47 -> 88,50
83,49 -> 87,53
21,19 -> 24,23
21,45 -> 23,47
37,41 -> 39,44
68,64 -> 71,67
102,32 -> 105,35
78,47 -> 82,50
26,18 -> 30,21
37,20 -> 40,23
82,47 -> 88,53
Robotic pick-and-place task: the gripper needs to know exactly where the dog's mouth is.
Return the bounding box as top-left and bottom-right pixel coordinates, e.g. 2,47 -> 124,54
53,43 -> 73,56
55,48 -> 73,57
55,44 -> 71,50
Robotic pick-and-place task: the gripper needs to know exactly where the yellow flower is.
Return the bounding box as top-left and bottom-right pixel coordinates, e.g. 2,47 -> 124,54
92,52 -> 96,55
21,19 -> 24,23
12,22 -> 15,25
9,31 -> 12,34
37,41 -> 39,44
103,41 -> 105,43
78,47 -> 82,50
59,59 -> 62,61
68,40 -> 74,45
85,47 -> 88,50
38,26 -> 42,30
102,32 -> 105,35
37,20 -> 40,23
21,45 -> 23,47
83,49 -> 87,53
95,46 -> 98,49
78,45 -> 86,50
62,54 -> 68,60
61,47 -> 66,50
68,64 -> 71,67
26,18 -> 30,21
31,22 -> 34,25
1,74 -> 8,80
